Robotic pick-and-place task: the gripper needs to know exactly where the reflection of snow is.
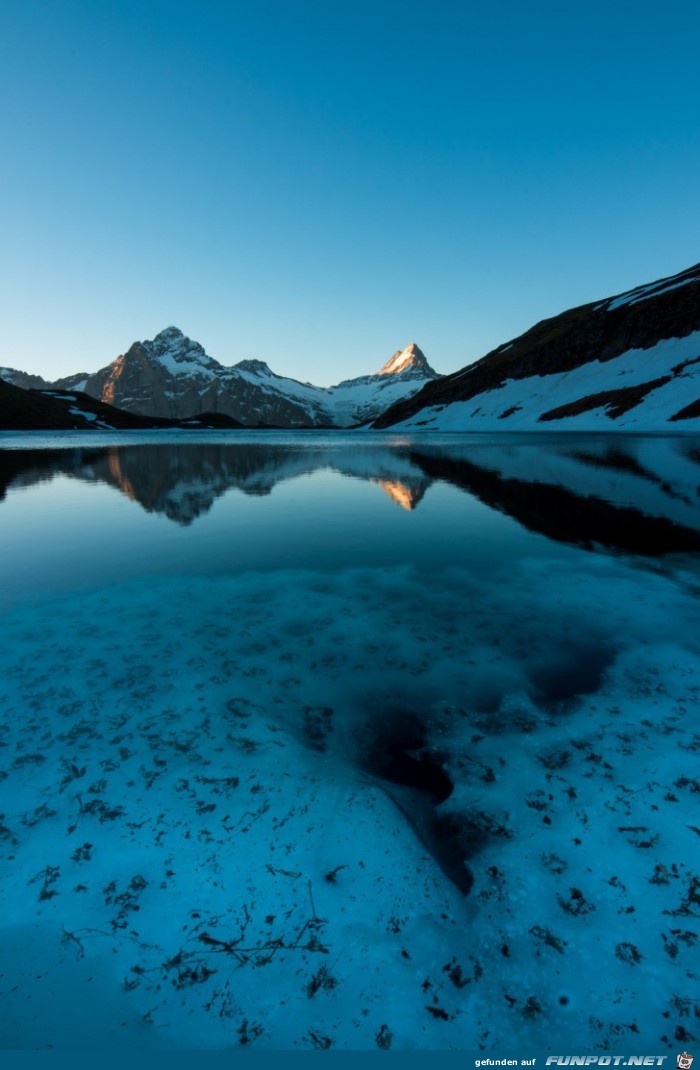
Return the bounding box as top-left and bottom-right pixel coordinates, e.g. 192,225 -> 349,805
412,435 -> 700,535
1,550 -> 698,1048
4,432 -> 700,538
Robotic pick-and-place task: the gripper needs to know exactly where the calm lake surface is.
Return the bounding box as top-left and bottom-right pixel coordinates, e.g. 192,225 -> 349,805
1,431 -> 699,1050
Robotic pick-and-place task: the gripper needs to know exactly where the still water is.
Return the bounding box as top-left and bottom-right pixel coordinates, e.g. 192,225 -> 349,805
0,432 -> 698,1050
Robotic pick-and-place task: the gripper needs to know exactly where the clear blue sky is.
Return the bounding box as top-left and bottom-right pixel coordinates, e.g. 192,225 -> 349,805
2,0 -> 699,384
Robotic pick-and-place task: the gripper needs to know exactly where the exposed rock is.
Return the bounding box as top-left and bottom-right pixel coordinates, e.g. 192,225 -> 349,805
373,262 -> 700,430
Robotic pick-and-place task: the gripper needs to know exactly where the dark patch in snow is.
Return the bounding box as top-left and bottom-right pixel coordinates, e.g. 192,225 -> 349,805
357,712 -> 476,893
527,637 -> 617,710
538,376 -> 673,422
359,713 -> 452,804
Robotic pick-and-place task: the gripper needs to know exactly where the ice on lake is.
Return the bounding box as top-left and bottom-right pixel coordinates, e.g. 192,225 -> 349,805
0,431 -> 698,1050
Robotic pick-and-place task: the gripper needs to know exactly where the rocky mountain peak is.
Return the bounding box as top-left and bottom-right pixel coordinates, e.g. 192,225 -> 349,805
234,359 -> 273,376
154,326 -> 184,343
373,261 -> 700,431
1,327 -> 443,429
377,343 -> 436,378
0,366 -> 50,390
150,326 -> 207,362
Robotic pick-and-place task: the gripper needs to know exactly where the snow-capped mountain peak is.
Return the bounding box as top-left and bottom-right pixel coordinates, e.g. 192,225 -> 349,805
148,327 -> 216,373
39,331 -> 441,427
153,325 -> 186,345
234,359 -> 274,376
377,342 -> 434,377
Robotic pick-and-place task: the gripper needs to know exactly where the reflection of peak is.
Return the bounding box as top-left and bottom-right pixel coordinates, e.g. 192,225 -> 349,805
373,478 -> 427,511
2,440 -> 700,553
107,450 -> 138,503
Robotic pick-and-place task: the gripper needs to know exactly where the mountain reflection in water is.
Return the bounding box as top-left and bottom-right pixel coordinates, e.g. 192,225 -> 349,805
1,434 -> 699,555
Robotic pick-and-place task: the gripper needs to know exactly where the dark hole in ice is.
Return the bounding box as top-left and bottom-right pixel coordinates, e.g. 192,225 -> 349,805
528,638 -> 616,710
361,716 -> 453,804
358,712 -> 473,895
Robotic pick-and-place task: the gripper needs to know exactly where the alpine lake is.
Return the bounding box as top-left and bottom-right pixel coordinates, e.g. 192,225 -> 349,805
1,430 -> 698,1051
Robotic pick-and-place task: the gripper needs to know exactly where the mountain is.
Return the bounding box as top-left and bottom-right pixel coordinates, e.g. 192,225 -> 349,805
373,262 -> 700,430
0,367 -> 50,391
0,377 -> 245,431
376,342 -> 434,378
40,329 -> 439,427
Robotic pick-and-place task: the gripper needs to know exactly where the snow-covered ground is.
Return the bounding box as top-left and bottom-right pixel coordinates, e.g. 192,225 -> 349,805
388,332 -> 700,431
0,438 -> 698,1050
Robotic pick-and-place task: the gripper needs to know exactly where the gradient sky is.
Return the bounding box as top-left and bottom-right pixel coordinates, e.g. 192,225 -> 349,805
2,0 -> 699,385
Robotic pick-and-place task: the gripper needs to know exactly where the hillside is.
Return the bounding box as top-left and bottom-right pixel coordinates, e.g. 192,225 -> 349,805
373,263 -> 700,431
0,379 -> 244,432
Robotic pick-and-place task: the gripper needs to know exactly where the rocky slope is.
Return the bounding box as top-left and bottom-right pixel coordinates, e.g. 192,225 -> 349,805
41,331 -> 439,428
0,378 -> 244,432
0,367 -> 50,391
373,262 -> 700,430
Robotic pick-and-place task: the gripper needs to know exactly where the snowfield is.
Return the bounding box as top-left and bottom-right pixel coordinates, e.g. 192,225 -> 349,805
1,560 -> 698,1049
386,332 -> 700,432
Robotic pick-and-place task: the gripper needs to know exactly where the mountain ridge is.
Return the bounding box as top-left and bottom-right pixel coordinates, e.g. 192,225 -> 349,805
34,331 -> 440,428
373,262 -> 700,431
0,377 -> 246,432
3,262 -> 700,431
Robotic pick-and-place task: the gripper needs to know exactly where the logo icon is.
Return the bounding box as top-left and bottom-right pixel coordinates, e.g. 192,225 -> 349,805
677,1055 -> 694,1070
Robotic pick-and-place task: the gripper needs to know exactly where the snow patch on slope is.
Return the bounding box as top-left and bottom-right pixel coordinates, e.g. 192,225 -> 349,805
387,331 -> 700,431
606,274 -> 700,312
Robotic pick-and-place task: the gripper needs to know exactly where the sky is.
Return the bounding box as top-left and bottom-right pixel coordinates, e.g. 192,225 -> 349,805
1,0 -> 699,386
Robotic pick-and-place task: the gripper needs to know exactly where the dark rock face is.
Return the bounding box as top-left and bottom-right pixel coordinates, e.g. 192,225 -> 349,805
49,330 -> 440,427
44,329 -> 439,427
0,379 -> 244,433
0,367 -> 50,390
374,262 -> 700,427
61,329 -> 325,427
0,379 -> 91,430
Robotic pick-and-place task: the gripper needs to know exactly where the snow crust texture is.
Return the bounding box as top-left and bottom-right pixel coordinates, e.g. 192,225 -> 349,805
0,434 -> 698,1050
